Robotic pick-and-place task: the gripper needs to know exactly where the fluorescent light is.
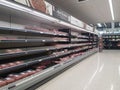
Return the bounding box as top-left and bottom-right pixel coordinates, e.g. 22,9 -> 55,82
108,0 -> 115,20
97,23 -> 102,27
110,84 -> 114,90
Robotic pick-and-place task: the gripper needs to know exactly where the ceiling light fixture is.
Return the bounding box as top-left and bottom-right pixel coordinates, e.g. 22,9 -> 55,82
108,0 -> 114,20
97,23 -> 102,27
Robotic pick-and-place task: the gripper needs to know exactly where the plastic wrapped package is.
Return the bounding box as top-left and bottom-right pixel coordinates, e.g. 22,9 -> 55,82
52,37 -> 68,41
52,29 -> 67,35
8,74 -> 23,81
0,80 -> 7,87
29,0 -> 47,13
0,61 -> 24,70
4,77 -> 15,84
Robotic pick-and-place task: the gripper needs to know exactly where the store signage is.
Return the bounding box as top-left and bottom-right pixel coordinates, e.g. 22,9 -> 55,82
104,28 -> 120,34
70,16 -> 84,28
86,25 -> 93,31
52,6 -> 70,22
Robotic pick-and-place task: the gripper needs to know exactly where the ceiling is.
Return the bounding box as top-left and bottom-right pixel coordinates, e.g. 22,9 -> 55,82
46,0 -> 120,25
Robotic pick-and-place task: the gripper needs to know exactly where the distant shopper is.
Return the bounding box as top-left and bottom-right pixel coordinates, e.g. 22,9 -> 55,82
99,37 -> 103,52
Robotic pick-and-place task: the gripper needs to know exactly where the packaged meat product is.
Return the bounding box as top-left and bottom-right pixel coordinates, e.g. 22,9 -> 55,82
26,70 -> 36,76
8,63 -> 16,67
70,55 -> 74,58
6,49 -> 23,54
0,64 -> 9,69
52,29 -> 67,35
29,0 -> 47,13
0,36 -> 7,40
79,52 -> 83,55
60,58 -> 64,61
14,49 -> 23,53
8,74 -> 15,77
54,61 -> 61,64
60,56 -> 70,62
13,75 -> 23,80
35,69 -> 42,73
117,43 -> 120,46
37,66 -> 46,69
71,32 -> 79,36
0,80 -> 7,87
0,66 -> 2,69
6,36 -> 17,40
40,61 -> 51,65
52,51 -> 64,55
5,77 -> 15,84
8,74 -> 22,81
1,61 -> 23,69
52,37 -> 68,41
54,44 -> 68,48
15,61 -> 24,65
6,50 -> 15,54
20,72 -> 29,78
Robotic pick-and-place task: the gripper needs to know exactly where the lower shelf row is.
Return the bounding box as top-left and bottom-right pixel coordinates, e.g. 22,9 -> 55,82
0,48 -> 97,88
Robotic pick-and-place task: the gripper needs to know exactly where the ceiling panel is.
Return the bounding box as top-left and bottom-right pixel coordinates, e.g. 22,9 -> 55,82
113,0 -> 120,22
46,0 -> 119,24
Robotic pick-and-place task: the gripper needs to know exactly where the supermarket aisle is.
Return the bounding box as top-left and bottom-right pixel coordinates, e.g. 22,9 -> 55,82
36,50 -> 120,90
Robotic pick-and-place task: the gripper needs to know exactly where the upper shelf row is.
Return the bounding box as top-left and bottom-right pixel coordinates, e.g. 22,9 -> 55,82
0,0 -> 98,35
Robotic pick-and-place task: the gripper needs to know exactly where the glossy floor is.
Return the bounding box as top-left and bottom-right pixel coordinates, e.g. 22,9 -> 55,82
36,50 -> 120,90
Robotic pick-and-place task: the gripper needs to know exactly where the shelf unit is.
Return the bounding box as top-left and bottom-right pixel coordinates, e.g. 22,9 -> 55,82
0,1 -> 98,90
0,0 -> 98,34
102,34 -> 120,49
